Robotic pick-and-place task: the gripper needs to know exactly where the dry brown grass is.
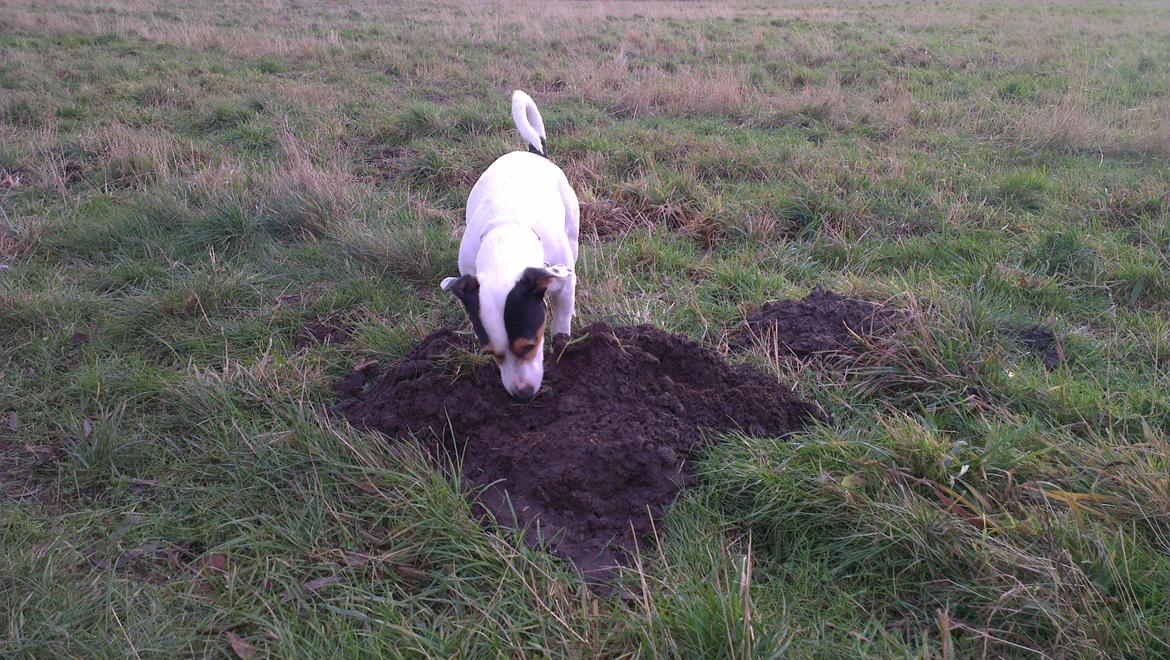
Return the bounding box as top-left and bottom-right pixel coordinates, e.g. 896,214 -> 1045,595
579,62 -> 752,120
0,224 -> 38,264
1016,89 -> 1108,154
579,196 -> 639,239
1012,63 -> 1169,159
83,123 -> 210,190
3,0 -> 1165,147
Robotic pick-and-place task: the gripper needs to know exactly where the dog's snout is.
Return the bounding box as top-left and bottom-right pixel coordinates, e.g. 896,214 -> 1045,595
511,384 -> 537,401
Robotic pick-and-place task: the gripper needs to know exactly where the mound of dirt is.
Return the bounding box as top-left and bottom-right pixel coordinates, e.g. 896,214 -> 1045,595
732,287 -> 897,356
1013,325 -> 1063,371
334,322 -> 826,578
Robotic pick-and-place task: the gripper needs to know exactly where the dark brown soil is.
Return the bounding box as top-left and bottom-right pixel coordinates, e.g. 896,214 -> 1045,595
333,322 -> 826,578
732,287 -> 897,356
1014,325 -> 1063,371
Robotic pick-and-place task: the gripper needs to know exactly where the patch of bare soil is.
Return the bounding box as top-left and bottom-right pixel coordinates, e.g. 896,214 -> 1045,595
1013,325 -> 1063,371
731,287 -> 898,356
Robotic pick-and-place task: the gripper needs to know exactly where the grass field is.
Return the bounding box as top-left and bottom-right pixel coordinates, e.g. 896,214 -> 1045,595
2,0 -> 1169,656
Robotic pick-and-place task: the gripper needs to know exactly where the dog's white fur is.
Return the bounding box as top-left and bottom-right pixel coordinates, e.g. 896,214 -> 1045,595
441,91 -> 580,399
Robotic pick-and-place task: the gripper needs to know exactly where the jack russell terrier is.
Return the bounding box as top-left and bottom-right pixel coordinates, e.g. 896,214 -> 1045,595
440,90 -> 579,401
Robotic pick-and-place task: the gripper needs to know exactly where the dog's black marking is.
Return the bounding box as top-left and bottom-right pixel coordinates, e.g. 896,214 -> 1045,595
528,137 -> 548,159
504,268 -> 551,348
447,275 -> 490,347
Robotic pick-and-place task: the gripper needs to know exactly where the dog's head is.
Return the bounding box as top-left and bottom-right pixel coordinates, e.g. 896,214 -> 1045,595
441,265 -> 572,400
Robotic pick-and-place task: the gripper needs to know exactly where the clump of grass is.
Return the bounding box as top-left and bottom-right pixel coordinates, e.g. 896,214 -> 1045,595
837,295 -> 1000,415
2,97 -> 42,127
186,189 -> 266,252
374,101 -> 449,145
764,185 -> 842,238
400,141 -> 475,190
438,345 -> 491,381
989,169 -> 1049,211
54,103 -> 87,121
579,195 -> 639,238
224,120 -> 281,156
191,98 -> 265,134
252,55 -> 288,74
1025,229 -> 1095,277
262,131 -> 356,240
265,184 -> 349,240
1099,185 -> 1168,226
133,82 -> 176,108
996,76 -> 1036,100
335,195 -> 457,284
696,422 -> 1166,656
0,218 -> 40,264
614,170 -> 719,242
753,79 -> 848,129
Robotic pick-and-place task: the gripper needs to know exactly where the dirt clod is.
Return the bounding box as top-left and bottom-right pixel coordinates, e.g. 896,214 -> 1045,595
334,322 -> 826,578
732,287 -> 897,356
1014,325 -> 1063,371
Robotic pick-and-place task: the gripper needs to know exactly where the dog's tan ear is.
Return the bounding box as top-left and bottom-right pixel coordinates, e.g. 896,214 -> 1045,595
441,274 -> 479,302
521,265 -> 572,295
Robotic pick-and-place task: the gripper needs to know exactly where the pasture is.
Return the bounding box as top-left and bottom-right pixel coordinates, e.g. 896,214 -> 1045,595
2,0 -> 1168,656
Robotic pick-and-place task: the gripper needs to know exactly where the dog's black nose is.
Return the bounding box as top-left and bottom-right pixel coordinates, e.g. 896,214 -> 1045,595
511,385 -> 536,401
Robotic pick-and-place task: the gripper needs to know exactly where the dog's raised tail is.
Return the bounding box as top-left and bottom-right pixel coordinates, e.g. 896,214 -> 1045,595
511,90 -> 548,158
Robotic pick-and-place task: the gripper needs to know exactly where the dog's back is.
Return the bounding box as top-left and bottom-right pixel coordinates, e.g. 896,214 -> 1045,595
466,152 -> 571,232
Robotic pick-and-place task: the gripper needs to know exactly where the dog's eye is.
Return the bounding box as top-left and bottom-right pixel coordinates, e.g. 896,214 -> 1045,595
516,344 -> 536,357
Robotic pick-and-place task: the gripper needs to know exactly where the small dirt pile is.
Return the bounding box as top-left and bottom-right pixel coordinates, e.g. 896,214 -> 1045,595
732,287 -> 897,356
334,322 -> 826,578
1013,325 -> 1063,371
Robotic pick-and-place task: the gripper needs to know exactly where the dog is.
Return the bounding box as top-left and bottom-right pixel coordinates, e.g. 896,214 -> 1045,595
440,90 -> 580,401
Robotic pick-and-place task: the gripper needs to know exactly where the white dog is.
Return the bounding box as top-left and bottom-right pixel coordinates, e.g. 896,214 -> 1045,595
441,90 -> 580,401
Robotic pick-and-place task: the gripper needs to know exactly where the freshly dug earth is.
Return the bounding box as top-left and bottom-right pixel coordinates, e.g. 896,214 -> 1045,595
732,287 -> 897,356
1014,325 -> 1063,371
334,323 -> 826,578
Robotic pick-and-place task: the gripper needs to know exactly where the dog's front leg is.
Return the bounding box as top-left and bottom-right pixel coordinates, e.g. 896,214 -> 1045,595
549,274 -> 576,355
549,274 -> 575,336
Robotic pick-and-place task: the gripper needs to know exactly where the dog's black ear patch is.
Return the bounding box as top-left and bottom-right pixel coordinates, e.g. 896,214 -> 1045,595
519,266 -> 557,295
446,275 -> 489,346
445,274 -> 478,301
504,273 -> 547,347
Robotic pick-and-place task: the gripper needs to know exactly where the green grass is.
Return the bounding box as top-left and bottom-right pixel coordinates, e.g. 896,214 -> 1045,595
2,0 -> 1169,657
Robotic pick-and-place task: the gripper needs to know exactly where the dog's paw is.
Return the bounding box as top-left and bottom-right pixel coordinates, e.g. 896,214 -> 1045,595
552,332 -> 571,359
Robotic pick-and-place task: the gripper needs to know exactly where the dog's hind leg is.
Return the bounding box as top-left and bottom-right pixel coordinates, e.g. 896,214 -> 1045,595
559,176 -> 580,263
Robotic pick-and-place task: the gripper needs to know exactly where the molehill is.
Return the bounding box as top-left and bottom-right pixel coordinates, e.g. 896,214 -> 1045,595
333,322 -> 827,577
